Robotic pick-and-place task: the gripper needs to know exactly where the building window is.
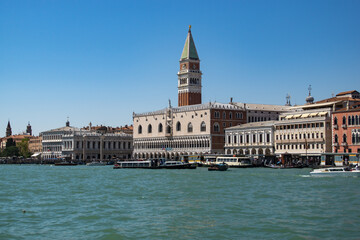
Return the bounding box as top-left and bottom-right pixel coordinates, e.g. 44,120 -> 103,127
176,122 -> 181,131
214,123 -> 220,132
188,123 -> 193,133
148,124 -> 152,133
200,121 -> 206,132
267,133 -> 270,142
158,123 -> 163,133
138,125 -> 142,134
334,134 -> 338,143
223,112 -> 226,119
229,112 -> 233,119
214,111 -> 220,118
343,116 -> 346,125
166,126 -> 171,134
343,134 -> 347,143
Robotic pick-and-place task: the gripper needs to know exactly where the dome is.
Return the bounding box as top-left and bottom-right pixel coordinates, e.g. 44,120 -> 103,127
306,95 -> 314,104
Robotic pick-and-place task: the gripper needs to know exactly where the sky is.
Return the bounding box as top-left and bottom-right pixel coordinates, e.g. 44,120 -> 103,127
1,0 -> 360,136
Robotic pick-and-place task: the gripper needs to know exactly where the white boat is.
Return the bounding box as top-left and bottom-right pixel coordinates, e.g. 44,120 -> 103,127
310,167 -> 360,177
158,161 -> 196,169
86,161 -> 106,166
215,156 -> 253,168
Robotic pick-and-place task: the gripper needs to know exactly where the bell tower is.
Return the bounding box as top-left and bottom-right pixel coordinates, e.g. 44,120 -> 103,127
6,120 -> 12,137
178,26 -> 202,107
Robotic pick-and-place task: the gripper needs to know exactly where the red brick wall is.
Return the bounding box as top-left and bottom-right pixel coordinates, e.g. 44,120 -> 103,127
332,110 -> 360,153
178,92 -> 201,107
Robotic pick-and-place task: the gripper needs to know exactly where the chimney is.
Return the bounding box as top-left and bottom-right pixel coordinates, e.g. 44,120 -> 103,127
230,97 -> 233,104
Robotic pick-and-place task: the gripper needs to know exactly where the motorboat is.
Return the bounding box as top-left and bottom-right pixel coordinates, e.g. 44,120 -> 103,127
86,161 -> 106,166
208,163 -> 228,171
54,162 -> 77,166
310,167 -> 360,177
158,161 -> 197,169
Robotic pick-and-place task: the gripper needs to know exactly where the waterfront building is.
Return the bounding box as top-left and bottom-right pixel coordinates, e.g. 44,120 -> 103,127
29,136 -> 42,156
224,121 -> 276,157
133,102 -> 246,159
332,103 -> 360,154
133,27 -> 246,159
41,120 -> 132,161
0,134 -> 34,150
274,108 -> 332,161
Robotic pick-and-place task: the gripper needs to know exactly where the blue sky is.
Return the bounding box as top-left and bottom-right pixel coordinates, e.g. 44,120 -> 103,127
1,0 -> 359,136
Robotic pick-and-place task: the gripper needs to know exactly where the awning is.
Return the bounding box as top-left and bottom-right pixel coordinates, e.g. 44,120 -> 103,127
309,112 -> 318,117
293,114 -> 301,118
318,112 -> 328,116
285,115 -> 293,119
31,153 -> 41,157
301,113 -> 310,118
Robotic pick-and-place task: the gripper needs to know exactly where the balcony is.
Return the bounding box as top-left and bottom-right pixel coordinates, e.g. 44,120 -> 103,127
333,124 -> 338,130
341,142 -> 348,147
342,124 -> 347,129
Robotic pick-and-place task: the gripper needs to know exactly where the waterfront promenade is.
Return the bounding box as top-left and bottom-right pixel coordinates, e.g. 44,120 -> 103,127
1,165 -> 359,239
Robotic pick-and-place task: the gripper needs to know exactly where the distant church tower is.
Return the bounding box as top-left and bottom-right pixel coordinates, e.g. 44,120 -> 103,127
306,85 -> 314,104
6,120 -> 12,137
26,122 -> 32,135
178,26 -> 202,107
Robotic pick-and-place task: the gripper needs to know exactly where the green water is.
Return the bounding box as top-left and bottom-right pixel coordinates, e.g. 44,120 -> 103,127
0,165 -> 359,240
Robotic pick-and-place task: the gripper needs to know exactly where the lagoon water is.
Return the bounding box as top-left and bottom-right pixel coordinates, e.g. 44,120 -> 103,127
0,165 -> 359,240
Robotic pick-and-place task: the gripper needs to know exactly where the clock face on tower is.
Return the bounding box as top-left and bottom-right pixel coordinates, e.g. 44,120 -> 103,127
182,64 -> 186,70
192,64 -> 196,70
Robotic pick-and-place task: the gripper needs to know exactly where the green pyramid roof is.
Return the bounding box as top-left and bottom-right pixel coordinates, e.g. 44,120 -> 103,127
180,28 -> 199,60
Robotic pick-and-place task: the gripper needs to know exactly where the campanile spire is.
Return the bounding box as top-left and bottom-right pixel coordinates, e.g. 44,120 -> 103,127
178,26 -> 202,107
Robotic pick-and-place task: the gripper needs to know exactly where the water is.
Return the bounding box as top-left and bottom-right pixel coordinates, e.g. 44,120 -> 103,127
0,165 -> 359,240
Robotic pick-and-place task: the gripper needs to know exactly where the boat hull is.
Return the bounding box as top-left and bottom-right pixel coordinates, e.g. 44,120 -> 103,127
208,164 -> 228,171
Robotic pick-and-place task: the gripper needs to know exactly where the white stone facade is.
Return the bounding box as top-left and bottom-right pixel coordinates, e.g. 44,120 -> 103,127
225,121 -> 276,157
41,126 -> 133,161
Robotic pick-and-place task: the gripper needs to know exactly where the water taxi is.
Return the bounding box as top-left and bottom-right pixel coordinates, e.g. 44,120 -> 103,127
310,167 -> 360,177
215,156 -> 253,168
208,163 -> 228,171
86,161 -> 106,166
158,161 -> 196,169
113,160 -> 154,169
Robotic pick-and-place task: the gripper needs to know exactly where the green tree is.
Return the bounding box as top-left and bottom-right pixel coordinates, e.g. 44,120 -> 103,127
6,138 -> 16,148
18,138 -> 31,158
2,146 -> 19,157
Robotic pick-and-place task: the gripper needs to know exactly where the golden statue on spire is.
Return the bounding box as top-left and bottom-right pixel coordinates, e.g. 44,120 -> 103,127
189,25 -> 192,31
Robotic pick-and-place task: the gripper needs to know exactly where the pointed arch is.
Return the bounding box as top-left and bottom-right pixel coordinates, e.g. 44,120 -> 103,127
138,125 -> 142,134
158,123 -> 163,133
176,121 -> 181,131
200,121 -> 206,132
188,122 -> 193,132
